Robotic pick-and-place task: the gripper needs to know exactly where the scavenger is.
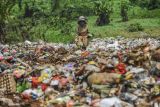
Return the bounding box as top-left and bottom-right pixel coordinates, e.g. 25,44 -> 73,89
76,16 -> 89,49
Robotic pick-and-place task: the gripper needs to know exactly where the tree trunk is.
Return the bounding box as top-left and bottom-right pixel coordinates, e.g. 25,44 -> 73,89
24,3 -> 33,17
121,7 -> 128,22
96,12 -> 110,26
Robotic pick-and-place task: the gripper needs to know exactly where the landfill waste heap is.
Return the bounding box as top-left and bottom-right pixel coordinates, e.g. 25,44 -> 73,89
0,37 -> 160,107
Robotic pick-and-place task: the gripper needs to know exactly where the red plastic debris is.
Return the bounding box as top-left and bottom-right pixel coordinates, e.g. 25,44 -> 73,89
41,84 -> 48,91
116,63 -> 127,74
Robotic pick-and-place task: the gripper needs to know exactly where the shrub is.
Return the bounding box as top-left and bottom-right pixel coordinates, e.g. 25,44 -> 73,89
128,23 -> 144,32
94,0 -> 114,26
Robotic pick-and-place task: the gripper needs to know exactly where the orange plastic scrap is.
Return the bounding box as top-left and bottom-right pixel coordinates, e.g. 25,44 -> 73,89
32,77 -> 40,88
81,51 -> 90,57
66,100 -> 74,107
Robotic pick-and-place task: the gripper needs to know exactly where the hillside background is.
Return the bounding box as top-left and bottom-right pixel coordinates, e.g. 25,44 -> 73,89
0,0 -> 160,43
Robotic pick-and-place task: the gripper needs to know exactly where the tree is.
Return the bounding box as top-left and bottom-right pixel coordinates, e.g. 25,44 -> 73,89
94,0 -> 114,26
0,0 -> 16,43
120,0 -> 130,22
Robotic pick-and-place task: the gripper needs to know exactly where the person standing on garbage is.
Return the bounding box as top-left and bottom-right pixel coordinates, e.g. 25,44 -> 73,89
76,16 -> 89,49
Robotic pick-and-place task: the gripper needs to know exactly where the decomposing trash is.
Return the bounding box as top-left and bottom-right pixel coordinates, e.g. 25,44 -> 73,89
0,37 -> 160,107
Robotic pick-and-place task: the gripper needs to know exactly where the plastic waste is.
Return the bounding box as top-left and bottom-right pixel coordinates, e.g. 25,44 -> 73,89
0,38 -> 160,106
100,97 -> 122,107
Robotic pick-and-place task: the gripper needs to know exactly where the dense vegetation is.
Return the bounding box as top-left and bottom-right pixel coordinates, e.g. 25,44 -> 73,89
0,0 -> 160,43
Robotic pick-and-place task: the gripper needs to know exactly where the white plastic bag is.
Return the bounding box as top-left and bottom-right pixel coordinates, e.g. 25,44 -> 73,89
100,97 -> 122,107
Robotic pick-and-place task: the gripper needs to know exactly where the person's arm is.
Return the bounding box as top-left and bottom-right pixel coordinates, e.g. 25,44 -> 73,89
76,27 -> 80,36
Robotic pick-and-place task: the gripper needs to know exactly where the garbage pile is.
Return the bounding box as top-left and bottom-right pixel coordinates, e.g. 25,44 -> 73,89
0,38 -> 160,107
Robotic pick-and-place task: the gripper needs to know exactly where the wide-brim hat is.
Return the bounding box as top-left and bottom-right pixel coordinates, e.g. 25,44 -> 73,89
78,16 -> 87,22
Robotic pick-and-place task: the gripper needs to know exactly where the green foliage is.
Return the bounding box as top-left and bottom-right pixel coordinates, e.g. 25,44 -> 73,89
129,0 -> 139,5
0,0 -> 160,43
121,0 -> 130,9
51,0 -> 61,12
0,0 -> 16,21
5,18 -> 22,43
129,0 -> 160,9
0,0 -> 17,43
148,0 -> 160,10
129,7 -> 160,18
60,22 -> 73,35
94,0 -> 113,15
127,23 -> 144,32
17,16 -> 73,42
93,0 -> 114,25
58,0 -> 94,20
138,0 -> 150,8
